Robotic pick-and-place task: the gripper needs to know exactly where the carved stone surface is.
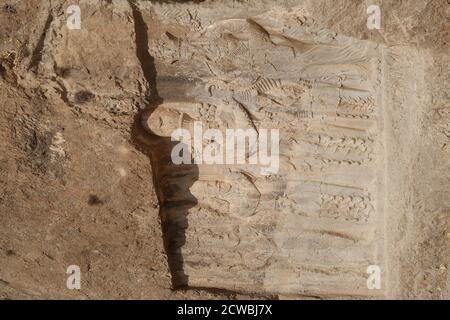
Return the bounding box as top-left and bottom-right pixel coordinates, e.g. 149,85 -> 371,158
142,4 -> 386,297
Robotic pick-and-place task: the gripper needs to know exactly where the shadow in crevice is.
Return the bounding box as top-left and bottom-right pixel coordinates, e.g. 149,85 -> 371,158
128,1 -> 198,289
28,10 -> 53,72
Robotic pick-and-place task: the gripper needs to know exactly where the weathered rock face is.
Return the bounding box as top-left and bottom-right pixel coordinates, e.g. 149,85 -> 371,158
24,1 -> 146,129
140,3 -> 387,297
0,0 -> 448,299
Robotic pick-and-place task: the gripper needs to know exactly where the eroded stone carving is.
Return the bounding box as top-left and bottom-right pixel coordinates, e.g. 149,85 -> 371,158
143,5 -> 386,297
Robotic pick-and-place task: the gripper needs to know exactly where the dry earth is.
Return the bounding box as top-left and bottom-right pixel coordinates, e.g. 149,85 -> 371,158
0,0 -> 448,299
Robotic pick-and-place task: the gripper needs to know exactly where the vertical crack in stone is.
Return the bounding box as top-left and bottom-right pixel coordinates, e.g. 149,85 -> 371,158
28,11 -> 53,72
128,0 -> 198,289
